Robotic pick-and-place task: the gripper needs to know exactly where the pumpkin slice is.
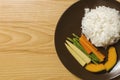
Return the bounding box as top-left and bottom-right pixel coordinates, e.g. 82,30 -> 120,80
85,63 -> 105,72
104,47 -> 117,71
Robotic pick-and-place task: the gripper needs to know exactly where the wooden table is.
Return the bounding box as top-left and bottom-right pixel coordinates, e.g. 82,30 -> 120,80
0,0 -> 119,80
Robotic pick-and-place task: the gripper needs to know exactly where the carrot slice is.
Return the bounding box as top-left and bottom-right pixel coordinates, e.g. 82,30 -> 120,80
96,51 -> 105,59
81,34 -> 97,51
79,34 -> 105,62
80,38 -> 92,54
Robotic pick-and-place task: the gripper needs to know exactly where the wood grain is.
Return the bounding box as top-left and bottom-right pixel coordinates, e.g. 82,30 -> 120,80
0,0 -> 80,80
0,0 -> 119,80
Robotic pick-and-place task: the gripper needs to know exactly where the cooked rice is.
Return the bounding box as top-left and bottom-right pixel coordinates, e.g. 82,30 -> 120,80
81,6 -> 120,47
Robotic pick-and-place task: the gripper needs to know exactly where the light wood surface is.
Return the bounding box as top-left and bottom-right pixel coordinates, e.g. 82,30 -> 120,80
0,0 -> 79,80
0,0 -> 119,80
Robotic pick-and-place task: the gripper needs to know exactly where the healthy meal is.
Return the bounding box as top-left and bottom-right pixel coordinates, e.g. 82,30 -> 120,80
65,6 -> 119,73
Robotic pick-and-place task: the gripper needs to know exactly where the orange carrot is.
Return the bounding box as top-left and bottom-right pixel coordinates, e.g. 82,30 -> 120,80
81,34 -> 97,51
96,51 -> 105,59
80,38 -> 92,54
79,34 -> 105,62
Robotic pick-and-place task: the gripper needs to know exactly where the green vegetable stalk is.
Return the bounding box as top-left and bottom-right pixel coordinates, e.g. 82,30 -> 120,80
67,33 -> 100,64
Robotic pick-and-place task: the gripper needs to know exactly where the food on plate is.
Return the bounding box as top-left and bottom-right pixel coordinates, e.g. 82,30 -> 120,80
86,47 -> 117,72
80,34 -> 105,62
64,5 -> 119,73
81,6 -> 120,47
104,47 -> 117,71
85,63 -> 105,72
65,40 -> 91,64
65,43 -> 86,66
65,33 -> 118,73
66,34 -> 100,64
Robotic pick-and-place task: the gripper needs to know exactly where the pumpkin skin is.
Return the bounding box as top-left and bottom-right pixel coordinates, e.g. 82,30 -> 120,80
85,63 -> 105,72
104,47 -> 117,71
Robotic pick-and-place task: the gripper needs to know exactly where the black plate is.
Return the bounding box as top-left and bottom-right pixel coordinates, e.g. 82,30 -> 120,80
55,0 -> 120,80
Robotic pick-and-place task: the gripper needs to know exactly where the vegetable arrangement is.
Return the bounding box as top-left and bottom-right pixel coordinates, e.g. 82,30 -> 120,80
80,34 -> 105,62
65,33 -> 117,72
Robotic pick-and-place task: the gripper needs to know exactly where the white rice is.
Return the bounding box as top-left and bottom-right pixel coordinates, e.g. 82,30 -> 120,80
81,6 -> 120,47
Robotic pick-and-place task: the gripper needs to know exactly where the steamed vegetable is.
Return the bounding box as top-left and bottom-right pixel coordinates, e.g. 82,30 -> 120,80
104,47 -> 117,71
85,63 -> 105,72
85,46 -> 117,72
66,40 -> 91,63
80,39 -> 92,54
65,33 -> 117,73
65,43 -> 86,66
80,34 -> 105,62
67,34 -> 100,64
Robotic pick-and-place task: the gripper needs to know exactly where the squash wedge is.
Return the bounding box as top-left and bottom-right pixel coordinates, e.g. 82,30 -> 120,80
104,47 -> 117,71
85,63 -> 105,72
